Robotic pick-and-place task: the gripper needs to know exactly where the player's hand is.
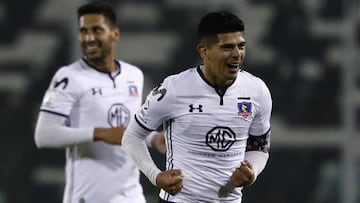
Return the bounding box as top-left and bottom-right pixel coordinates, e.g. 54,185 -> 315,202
151,131 -> 166,154
156,169 -> 183,195
230,160 -> 255,187
93,126 -> 126,145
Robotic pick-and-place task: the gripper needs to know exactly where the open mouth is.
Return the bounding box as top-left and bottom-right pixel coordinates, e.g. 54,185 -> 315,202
83,42 -> 101,53
227,63 -> 240,70
86,45 -> 99,52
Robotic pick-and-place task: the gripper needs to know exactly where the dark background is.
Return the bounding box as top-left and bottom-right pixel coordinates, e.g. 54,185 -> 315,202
0,0 -> 359,202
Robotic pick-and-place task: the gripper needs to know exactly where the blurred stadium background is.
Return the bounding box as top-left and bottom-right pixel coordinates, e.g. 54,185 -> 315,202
0,0 -> 359,202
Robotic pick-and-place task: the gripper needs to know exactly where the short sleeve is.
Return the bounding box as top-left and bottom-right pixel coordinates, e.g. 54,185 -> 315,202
249,80 -> 272,135
135,75 -> 177,130
40,67 -> 81,116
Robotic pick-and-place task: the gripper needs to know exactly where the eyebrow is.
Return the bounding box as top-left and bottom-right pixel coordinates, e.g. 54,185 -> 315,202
219,41 -> 246,48
79,24 -> 104,30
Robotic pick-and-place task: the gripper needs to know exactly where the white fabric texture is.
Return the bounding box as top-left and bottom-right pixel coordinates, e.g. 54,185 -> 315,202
35,111 -> 93,148
122,119 -> 162,185
145,130 -> 158,148
244,150 -> 269,183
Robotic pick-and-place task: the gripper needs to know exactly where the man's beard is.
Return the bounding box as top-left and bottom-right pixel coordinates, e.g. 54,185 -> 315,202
84,49 -> 107,65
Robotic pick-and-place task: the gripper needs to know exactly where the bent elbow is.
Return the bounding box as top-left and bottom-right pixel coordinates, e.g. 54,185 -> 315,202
34,126 -> 52,148
34,132 -> 45,149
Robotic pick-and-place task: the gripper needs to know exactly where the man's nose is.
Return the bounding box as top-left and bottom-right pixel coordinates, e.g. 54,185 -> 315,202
85,33 -> 95,41
231,47 -> 241,57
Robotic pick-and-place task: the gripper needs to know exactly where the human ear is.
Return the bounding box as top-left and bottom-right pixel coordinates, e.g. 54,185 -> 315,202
112,28 -> 120,40
197,43 -> 208,59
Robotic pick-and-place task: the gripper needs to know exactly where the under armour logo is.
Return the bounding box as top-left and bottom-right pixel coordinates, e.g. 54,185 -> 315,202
91,88 -> 102,95
189,104 -> 203,112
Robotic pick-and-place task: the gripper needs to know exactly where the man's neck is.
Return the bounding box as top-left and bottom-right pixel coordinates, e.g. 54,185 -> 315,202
201,65 -> 233,88
88,57 -> 116,73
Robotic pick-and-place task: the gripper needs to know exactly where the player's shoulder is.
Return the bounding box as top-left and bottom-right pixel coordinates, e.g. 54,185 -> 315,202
162,67 -> 197,86
238,70 -> 269,91
45,60 -> 85,92
53,59 -> 84,78
238,70 -> 271,101
117,60 -> 143,77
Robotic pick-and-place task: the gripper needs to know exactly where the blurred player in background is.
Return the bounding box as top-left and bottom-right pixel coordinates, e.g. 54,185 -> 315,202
122,11 -> 272,203
34,2 -> 164,203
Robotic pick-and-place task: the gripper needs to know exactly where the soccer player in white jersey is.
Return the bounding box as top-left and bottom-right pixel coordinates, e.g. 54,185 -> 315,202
34,2 -> 165,203
122,11 -> 272,203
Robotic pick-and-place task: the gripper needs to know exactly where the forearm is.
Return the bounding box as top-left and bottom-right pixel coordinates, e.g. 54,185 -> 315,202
122,119 -> 161,185
34,111 -> 93,148
245,130 -> 271,182
145,130 -> 158,147
244,150 -> 269,180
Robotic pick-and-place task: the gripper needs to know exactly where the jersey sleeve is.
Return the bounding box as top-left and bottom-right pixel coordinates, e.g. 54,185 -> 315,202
135,75 -> 177,131
245,79 -> 272,180
40,67 -> 81,116
249,80 -> 272,135
35,111 -> 94,148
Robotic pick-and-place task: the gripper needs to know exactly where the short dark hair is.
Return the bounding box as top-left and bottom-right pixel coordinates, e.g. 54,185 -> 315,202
198,11 -> 244,44
77,1 -> 117,28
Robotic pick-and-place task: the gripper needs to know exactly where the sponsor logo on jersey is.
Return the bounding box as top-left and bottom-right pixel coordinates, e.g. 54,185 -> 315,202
108,104 -> 130,127
91,87 -> 103,95
189,104 -> 203,112
143,97 -> 150,110
237,102 -> 252,118
128,85 -> 138,97
151,85 -> 166,101
206,126 -> 236,151
42,90 -> 56,107
139,109 -> 146,118
54,77 -> 68,89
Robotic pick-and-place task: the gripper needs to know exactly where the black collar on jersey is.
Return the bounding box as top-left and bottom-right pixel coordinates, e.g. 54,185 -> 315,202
196,65 -> 236,96
81,57 -> 121,77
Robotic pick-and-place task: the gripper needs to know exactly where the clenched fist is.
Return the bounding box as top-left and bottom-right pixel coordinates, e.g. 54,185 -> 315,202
156,169 -> 183,195
230,160 -> 255,187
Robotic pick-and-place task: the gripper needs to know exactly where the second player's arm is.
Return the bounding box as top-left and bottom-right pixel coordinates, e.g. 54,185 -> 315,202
34,111 -> 125,148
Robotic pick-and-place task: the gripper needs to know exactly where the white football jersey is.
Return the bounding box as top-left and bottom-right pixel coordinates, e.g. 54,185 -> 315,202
135,66 -> 272,203
40,59 -> 145,203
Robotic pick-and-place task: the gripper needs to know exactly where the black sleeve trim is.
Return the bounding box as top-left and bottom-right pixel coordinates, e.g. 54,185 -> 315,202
40,109 -> 69,118
134,115 -> 156,131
